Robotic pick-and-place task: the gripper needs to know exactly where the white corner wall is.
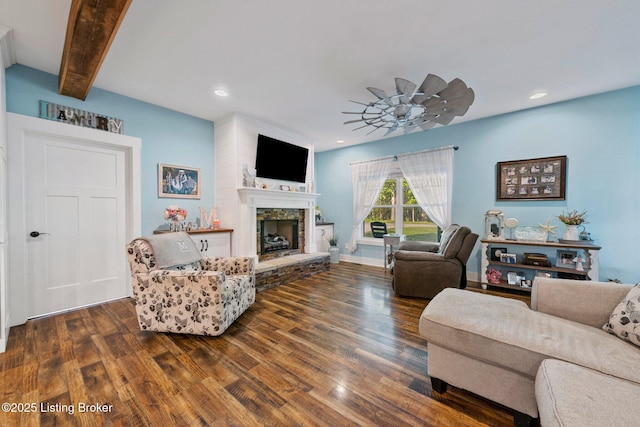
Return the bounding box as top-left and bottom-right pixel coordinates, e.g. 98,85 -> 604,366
214,113 -> 315,256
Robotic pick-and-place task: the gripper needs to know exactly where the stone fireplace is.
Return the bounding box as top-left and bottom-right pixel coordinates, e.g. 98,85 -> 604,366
237,188 -> 317,262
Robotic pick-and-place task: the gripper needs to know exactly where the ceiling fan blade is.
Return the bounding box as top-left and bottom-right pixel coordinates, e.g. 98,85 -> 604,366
438,78 -> 469,100
348,99 -> 374,107
423,99 -> 446,115
343,118 -> 367,125
384,123 -> 399,136
367,87 -> 393,106
443,89 -> 475,108
426,113 -> 456,125
443,95 -> 473,108
351,123 -> 375,131
395,78 -> 417,96
417,120 -> 438,131
418,74 -> 448,97
403,124 -> 418,134
366,125 -> 386,135
422,96 -> 443,108
442,105 -> 470,116
342,111 -> 365,114
395,78 -> 417,103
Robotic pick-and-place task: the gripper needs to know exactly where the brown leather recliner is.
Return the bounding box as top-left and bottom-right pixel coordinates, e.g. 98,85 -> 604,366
392,224 -> 478,298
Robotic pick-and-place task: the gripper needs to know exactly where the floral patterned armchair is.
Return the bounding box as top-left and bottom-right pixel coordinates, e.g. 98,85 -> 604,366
126,237 -> 255,336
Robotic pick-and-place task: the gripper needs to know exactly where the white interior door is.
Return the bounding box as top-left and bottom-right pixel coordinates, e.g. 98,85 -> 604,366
8,113 -> 141,325
25,135 -> 126,317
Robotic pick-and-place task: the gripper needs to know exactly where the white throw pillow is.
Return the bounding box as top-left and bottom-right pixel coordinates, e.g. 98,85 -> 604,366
603,283 -> 640,347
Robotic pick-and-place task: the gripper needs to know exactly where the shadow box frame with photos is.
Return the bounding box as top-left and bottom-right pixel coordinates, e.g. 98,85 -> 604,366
496,155 -> 567,201
158,163 -> 201,199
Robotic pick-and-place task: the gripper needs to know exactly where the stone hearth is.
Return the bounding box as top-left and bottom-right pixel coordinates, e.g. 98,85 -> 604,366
255,253 -> 330,292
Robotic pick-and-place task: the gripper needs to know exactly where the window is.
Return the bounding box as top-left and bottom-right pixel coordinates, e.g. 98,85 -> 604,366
362,171 -> 440,242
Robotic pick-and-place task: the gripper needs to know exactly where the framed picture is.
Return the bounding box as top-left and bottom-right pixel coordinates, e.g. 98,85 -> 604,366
500,253 -> 517,264
556,250 -> 577,268
496,155 -> 566,201
507,271 -> 521,285
490,247 -> 508,261
158,163 -> 201,199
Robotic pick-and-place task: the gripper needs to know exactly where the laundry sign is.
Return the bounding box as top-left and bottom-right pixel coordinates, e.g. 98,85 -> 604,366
39,100 -> 124,134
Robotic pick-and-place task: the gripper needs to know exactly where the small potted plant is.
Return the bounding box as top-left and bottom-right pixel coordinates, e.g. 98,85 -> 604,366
557,210 -> 588,241
328,235 -> 339,264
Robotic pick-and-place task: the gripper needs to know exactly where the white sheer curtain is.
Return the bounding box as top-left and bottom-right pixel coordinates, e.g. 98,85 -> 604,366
397,146 -> 455,229
349,157 -> 393,252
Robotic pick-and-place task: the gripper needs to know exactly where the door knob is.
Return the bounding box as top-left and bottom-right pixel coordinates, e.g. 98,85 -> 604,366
29,231 -> 49,237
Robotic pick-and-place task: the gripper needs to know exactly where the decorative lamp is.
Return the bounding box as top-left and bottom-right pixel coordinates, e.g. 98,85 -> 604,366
484,210 -> 505,240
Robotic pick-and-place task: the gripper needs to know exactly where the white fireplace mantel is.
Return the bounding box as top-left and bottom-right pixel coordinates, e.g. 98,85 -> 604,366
238,187 -> 319,208
237,187 -> 319,259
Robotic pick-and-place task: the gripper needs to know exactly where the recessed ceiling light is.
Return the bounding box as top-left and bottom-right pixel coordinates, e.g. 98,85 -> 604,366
337,139 -> 345,144
214,89 -> 229,97
529,92 -> 548,100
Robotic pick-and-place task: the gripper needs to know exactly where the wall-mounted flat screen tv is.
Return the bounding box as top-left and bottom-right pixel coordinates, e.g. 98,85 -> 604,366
255,134 -> 309,183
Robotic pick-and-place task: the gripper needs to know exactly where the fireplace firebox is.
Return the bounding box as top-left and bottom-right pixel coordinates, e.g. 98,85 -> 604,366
259,220 -> 299,255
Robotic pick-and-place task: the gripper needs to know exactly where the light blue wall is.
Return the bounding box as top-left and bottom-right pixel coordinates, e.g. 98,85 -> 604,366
315,86 -> 640,283
5,65 -> 215,236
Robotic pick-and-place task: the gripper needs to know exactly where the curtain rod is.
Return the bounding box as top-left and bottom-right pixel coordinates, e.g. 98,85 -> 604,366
349,145 -> 458,165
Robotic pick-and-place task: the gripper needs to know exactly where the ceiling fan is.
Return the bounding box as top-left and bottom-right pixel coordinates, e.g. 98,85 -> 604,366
343,73 -> 475,136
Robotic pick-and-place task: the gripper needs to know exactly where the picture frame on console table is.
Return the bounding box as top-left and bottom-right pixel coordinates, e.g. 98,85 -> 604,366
496,155 -> 566,201
158,163 -> 201,199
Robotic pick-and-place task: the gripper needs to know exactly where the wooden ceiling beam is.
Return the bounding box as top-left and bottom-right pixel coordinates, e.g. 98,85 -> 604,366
59,0 -> 132,100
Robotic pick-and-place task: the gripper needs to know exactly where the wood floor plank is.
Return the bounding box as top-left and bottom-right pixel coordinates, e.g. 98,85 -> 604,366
0,262 -> 523,426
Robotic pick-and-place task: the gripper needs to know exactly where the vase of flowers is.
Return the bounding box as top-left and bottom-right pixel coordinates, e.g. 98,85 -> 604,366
328,235 -> 340,264
164,205 -> 187,232
557,210 -> 588,241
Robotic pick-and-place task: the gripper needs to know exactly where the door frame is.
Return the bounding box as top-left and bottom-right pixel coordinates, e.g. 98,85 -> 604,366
7,113 -> 141,326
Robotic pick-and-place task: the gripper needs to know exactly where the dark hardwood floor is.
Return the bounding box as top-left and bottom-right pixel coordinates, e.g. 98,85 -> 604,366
0,263 -> 528,426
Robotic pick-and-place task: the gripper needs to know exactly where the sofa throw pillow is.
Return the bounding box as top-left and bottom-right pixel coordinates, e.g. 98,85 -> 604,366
602,283 -> 640,347
437,224 -> 459,255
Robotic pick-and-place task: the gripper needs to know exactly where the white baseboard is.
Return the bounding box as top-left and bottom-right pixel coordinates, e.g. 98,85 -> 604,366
340,254 -> 482,284
338,254 -> 385,268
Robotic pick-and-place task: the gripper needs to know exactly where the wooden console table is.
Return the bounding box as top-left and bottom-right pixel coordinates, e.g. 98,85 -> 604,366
481,238 -> 601,293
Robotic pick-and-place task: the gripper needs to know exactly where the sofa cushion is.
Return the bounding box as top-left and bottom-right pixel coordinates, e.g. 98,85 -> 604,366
603,283 -> 640,347
436,225 -> 459,256
536,359 -> 640,427
420,288 -> 640,383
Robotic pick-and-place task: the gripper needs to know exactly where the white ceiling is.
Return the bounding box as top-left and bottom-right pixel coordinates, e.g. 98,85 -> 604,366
1,1 -> 639,151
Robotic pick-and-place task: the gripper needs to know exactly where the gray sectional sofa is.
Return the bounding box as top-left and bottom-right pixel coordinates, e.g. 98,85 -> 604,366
419,277 -> 640,426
